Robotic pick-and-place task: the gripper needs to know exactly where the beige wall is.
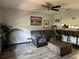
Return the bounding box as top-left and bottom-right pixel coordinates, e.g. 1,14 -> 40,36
54,10 -> 79,26
1,8 -> 54,39
2,8 -> 54,31
0,8 -> 2,23
62,11 -> 79,26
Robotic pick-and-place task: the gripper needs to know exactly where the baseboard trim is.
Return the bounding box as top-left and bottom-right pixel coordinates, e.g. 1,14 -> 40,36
10,42 -> 31,45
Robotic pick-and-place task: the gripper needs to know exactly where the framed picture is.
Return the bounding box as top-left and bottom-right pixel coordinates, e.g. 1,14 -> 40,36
30,16 -> 42,26
43,20 -> 49,28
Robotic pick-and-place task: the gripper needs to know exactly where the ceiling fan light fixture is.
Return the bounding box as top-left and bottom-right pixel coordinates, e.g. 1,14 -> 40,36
41,2 -> 61,11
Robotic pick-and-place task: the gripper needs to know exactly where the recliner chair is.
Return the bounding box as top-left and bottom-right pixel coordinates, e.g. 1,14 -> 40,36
31,31 -> 47,47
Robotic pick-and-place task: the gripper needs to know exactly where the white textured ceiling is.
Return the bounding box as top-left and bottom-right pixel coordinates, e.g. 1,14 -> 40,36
0,0 -> 79,12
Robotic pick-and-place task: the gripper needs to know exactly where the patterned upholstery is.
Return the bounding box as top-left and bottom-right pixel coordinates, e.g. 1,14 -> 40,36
31,31 -> 47,47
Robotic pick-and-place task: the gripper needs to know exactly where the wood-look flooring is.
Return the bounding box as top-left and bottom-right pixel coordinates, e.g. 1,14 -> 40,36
0,43 -> 79,59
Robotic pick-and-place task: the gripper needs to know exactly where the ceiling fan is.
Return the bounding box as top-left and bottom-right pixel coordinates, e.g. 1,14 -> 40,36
42,2 -> 61,11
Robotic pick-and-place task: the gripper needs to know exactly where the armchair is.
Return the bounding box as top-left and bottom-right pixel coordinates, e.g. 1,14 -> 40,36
31,31 -> 47,47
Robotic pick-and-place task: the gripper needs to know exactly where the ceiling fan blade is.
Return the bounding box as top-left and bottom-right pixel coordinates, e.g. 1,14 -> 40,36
42,5 -> 48,8
51,8 -> 59,11
52,5 -> 61,8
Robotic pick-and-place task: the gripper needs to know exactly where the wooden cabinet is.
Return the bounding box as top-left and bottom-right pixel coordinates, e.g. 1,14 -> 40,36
57,29 -> 79,46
